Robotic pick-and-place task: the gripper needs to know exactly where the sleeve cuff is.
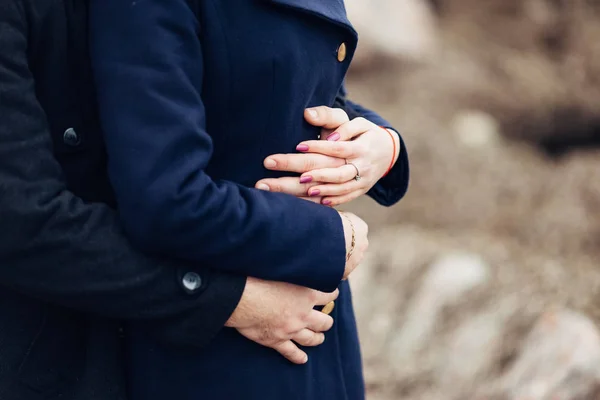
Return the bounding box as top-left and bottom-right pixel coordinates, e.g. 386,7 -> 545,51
273,201 -> 346,293
144,270 -> 247,349
367,128 -> 410,207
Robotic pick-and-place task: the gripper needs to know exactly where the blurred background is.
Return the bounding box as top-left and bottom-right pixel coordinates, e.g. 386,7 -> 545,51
343,1 -> 600,399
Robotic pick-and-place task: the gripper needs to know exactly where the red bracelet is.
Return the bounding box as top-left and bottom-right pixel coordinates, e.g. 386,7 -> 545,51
380,126 -> 397,177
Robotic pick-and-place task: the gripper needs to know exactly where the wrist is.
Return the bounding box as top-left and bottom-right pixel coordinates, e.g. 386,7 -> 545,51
380,127 -> 400,177
225,277 -> 252,328
339,212 -> 355,262
386,128 -> 401,165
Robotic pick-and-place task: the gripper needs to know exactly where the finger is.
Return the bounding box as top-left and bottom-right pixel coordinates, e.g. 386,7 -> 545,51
319,127 -> 335,141
296,140 -> 359,159
301,164 -> 357,184
304,107 -> 349,130
313,288 -> 339,306
323,117 -> 373,142
305,310 -> 335,333
292,329 -> 325,347
272,340 -> 309,364
299,196 -> 322,204
263,153 -> 345,173
255,177 -> 318,196
308,179 -> 363,198
321,190 -> 364,207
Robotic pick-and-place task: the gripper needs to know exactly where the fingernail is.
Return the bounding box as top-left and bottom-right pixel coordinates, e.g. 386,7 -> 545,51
307,109 -> 318,119
303,355 -> 309,363
256,183 -> 270,191
296,144 -> 309,152
265,158 -> 277,168
327,132 -> 340,142
300,176 -> 313,184
309,189 -> 321,197
322,199 -> 332,205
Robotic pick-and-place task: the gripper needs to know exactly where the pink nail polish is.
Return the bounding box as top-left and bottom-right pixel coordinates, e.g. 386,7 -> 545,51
327,132 -> 340,141
300,176 -> 313,184
322,199 -> 332,205
309,189 -> 321,197
296,144 -> 309,151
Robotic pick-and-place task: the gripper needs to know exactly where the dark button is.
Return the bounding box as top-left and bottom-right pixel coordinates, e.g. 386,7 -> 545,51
182,272 -> 202,293
63,127 -> 81,146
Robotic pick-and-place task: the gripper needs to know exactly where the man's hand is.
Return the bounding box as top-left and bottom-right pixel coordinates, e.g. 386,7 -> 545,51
225,277 -> 339,364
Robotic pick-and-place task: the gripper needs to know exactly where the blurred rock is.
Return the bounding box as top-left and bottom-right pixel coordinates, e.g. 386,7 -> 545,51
345,0 -> 439,68
491,310 -> 600,400
452,110 -> 502,149
349,227 -> 600,400
391,253 -> 490,360
343,1 -> 600,398
437,311 -> 505,388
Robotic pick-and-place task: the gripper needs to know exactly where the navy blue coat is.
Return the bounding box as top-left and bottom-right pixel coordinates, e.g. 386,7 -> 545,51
90,0 -> 409,399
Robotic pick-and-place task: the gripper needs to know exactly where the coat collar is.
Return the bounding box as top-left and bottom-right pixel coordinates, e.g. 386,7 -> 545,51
265,0 -> 356,35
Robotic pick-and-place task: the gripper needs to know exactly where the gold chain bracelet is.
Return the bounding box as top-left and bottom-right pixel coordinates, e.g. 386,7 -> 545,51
340,212 -> 355,262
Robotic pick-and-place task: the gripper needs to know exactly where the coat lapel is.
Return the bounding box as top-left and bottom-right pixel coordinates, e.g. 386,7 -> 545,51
265,0 -> 356,34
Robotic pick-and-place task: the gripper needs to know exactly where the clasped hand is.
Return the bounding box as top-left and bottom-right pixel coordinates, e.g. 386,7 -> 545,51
227,106 -> 396,365
255,106 -> 400,207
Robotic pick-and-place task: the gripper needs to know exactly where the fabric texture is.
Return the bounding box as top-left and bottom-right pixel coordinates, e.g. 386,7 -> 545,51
89,0 -> 410,399
0,0 -> 246,398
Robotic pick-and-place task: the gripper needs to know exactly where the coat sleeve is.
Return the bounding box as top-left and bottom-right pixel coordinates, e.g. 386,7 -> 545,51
335,85 -> 410,207
0,0 -> 245,349
89,0 -> 346,293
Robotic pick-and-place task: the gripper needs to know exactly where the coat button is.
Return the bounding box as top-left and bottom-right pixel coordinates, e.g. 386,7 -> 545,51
182,272 -> 202,293
337,42 -> 347,62
63,127 -> 81,146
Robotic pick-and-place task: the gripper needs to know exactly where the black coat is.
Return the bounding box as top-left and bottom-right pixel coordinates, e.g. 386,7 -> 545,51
0,1 -> 246,398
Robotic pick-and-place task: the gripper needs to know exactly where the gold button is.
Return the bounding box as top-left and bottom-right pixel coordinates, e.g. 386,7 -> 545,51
337,43 -> 347,62
322,301 -> 335,315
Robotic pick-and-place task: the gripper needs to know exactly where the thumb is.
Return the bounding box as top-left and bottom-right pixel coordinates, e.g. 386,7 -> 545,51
304,106 -> 349,130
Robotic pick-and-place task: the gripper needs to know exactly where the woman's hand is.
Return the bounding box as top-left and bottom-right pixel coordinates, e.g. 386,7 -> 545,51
296,117 -> 400,206
255,106 -> 400,206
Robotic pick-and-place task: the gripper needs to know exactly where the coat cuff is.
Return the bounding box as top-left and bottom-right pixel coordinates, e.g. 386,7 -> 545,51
143,270 -> 247,349
367,128 -> 410,207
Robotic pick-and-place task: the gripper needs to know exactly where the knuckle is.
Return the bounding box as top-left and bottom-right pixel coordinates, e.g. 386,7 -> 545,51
331,289 -> 340,300
304,157 -> 317,171
307,290 -> 319,304
282,321 -> 297,335
332,143 -> 345,156
257,328 -> 272,344
322,316 -> 334,331
281,346 -> 296,358
269,182 -> 282,192
339,109 -> 349,121
311,333 -> 325,346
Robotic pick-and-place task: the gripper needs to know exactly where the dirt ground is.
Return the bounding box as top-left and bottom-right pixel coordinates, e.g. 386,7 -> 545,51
341,2 -> 600,397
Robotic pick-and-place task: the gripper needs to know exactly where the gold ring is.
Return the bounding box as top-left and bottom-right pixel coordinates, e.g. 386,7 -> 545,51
321,301 -> 335,315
